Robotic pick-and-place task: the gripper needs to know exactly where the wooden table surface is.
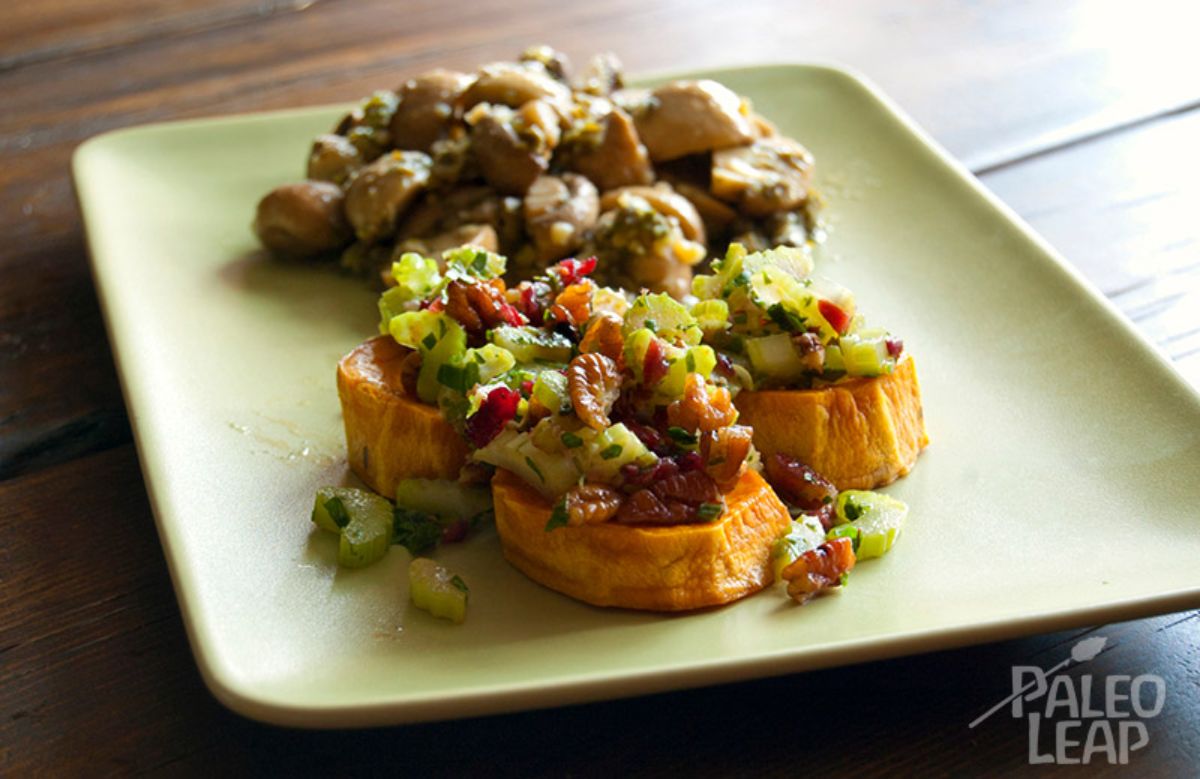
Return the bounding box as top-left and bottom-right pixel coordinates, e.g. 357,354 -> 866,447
3,1 -> 1198,775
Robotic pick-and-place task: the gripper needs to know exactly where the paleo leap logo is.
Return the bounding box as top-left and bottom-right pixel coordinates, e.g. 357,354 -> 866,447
969,637 -> 1166,765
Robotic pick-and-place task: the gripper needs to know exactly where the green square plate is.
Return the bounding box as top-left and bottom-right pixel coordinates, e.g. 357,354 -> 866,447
73,64 -> 1200,727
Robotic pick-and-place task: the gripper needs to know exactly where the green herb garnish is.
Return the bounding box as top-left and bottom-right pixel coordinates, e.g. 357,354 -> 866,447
450,575 -> 470,594
561,432 -> 584,449
667,426 -> 698,446
436,362 -> 480,393
767,303 -> 806,333
525,456 -> 546,483
827,523 -> 861,553
421,333 -> 438,351
545,497 -> 569,531
323,496 -> 351,529
392,507 -> 443,556
599,444 -> 623,460
842,497 -> 864,521
696,502 -> 724,522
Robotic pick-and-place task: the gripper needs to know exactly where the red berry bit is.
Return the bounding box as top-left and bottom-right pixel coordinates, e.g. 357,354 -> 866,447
764,454 -> 838,512
464,386 -> 521,447
818,299 -> 851,335
885,337 -> 904,358
441,518 -> 469,543
642,338 -> 670,386
554,256 -> 598,287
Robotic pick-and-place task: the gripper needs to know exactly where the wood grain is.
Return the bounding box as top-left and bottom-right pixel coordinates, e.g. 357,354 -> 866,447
1,446 -> 1196,776
0,0 -> 312,70
4,0 -> 1200,477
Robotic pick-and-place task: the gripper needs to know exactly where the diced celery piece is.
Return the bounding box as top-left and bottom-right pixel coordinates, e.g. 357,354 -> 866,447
388,309 -> 450,350
745,333 -> 807,382
742,245 -> 814,280
396,479 -> 492,521
657,345 -> 718,399
623,327 -> 657,383
489,326 -> 573,364
623,293 -> 702,345
585,422 -> 657,483
315,488 -> 394,569
387,252 -> 442,305
408,558 -> 468,623
465,343 -> 515,384
839,333 -> 891,377
591,286 -> 631,317
771,514 -> 827,581
416,318 -> 468,403
532,370 -> 570,413
442,245 -> 506,280
823,343 -> 845,373
835,490 -> 908,560
691,299 -> 730,336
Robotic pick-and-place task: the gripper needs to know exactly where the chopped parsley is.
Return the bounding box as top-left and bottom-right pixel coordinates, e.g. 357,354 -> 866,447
767,303 -> 806,333
392,507 -> 442,556
561,432 -> 584,448
450,575 -> 470,594
696,502 -> 724,522
323,496 -> 351,529
599,443 -> 623,460
544,496 -> 569,531
421,333 -> 438,351
525,456 -> 546,483
667,426 -> 698,446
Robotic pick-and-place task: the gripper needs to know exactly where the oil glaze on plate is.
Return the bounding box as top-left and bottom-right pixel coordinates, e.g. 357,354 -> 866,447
73,65 -> 1200,727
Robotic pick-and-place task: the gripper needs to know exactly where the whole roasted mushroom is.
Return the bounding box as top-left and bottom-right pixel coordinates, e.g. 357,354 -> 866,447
344,151 -> 433,243
711,136 -> 814,217
562,104 -> 654,191
599,183 -> 706,245
307,134 -> 364,185
467,104 -> 551,196
254,181 -> 352,258
523,173 -> 600,262
632,80 -> 754,161
460,62 -> 572,112
389,69 -> 474,152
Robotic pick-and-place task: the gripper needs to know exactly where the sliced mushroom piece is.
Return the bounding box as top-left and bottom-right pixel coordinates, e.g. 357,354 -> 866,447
633,80 -> 754,162
573,51 -> 623,96
459,62 -> 572,112
523,173 -> 600,262
467,104 -> 549,196
672,181 -> 739,235
254,181 -> 352,259
344,151 -> 433,243
600,184 -> 706,245
307,134 -> 364,185
563,105 -> 654,191
610,87 -> 653,116
516,99 -> 563,154
519,45 -> 570,80
389,69 -> 474,152
711,136 -> 814,217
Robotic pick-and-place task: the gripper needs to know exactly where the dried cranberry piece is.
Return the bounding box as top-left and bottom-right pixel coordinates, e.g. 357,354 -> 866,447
818,299 -> 851,334
886,337 -> 904,357
676,451 -> 703,472
519,379 -> 535,397
642,338 -> 670,386
465,386 -> 521,447
554,256 -> 598,286
713,352 -> 735,379
623,420 -> 666,454
441,518 -> 469,543
499,302 -> 526,327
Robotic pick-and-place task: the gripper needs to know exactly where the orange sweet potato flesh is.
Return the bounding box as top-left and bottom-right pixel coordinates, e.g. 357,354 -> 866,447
336,335 -> 469,495
492,467 -> 793,611
734,356 -> 929,490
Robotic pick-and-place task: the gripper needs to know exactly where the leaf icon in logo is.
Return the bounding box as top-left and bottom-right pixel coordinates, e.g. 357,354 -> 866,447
1071,636 -> 1108,663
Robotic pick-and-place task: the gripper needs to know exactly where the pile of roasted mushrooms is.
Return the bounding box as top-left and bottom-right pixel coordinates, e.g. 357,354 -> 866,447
253,46 -> 820,298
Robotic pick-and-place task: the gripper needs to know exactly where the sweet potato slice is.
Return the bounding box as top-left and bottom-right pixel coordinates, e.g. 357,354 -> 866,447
492,468 -> 792,611
336,335 -> 469,495
734,356 -> 929,490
